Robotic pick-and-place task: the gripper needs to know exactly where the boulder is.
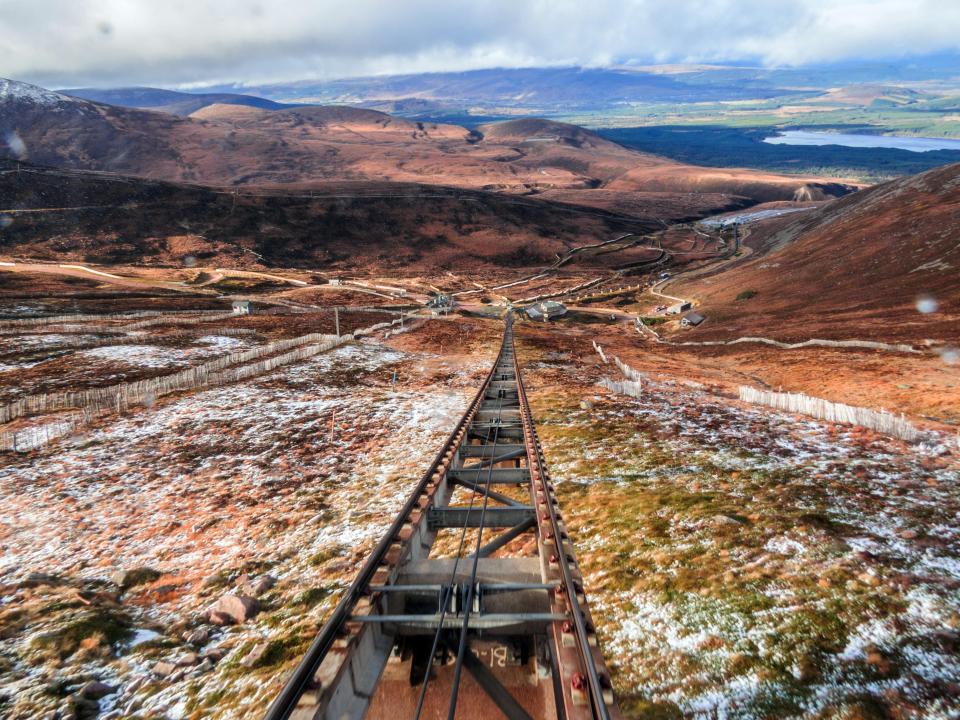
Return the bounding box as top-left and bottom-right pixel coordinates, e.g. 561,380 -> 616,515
68,694 -> 100,720
209,611 -> 233,626
239,576 -> 276,596
175,652 -> 199,667
207,594 -> 259,625
111,567 -> 161,590
192,659 -> 214,675
80,680 -> 115,700
202,647 -> 226,663
152,661 -> 177,678
242,642 -> 270,668
184,627 -> 210,646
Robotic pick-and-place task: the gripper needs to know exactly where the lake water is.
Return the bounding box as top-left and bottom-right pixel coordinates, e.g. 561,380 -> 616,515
763,130 -> 960,153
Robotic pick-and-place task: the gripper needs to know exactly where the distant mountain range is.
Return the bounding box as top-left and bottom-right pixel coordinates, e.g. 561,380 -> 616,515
217,66 -> 791,108
59,87 -> 300,117
158,60 -> 960,111
1,77 -> 851,209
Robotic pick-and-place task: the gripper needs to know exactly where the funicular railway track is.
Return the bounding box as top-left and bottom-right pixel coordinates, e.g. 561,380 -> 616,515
266,316 -> 620,720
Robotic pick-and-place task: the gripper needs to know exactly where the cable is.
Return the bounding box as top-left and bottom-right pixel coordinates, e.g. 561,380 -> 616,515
414,326 -> 510,719
446,324 -> 512,719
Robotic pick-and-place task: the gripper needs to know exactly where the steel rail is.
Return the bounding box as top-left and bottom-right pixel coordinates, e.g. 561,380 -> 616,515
514,337 -> 612,720
413,331 -> 512,719
446,327 -> 511,718
263,335 -> 505,720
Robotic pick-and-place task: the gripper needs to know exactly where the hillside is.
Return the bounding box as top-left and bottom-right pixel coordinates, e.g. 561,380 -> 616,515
0,161 -> 655,269
0,78 -> 857,213
60,86 -> 296,116
673,162 -> 960,342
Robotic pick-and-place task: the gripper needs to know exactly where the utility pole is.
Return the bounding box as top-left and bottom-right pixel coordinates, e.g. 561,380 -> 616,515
334,307 -> 340,337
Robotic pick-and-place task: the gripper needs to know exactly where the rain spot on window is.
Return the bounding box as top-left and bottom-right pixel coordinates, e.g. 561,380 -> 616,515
915,295 -> 939,314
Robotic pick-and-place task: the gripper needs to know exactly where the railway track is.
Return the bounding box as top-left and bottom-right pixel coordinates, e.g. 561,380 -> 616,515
265,316 -> 620,720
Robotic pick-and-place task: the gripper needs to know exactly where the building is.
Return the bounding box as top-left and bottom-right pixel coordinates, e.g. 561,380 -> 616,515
525,301 -> 567,322
232,300 -> 253,315
681,311 -> 705,327
668,301 -> 692,314
426,293 -> 452,309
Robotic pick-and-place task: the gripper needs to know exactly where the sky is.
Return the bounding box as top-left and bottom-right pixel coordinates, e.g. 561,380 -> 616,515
1,0 -> 959,88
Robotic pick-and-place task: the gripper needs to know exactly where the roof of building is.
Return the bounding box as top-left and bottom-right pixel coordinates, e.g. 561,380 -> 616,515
682,311 -> 705,325
525,301 -> 567,320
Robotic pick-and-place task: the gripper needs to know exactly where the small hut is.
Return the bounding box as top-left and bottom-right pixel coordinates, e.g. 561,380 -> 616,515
525,301 -> 567,322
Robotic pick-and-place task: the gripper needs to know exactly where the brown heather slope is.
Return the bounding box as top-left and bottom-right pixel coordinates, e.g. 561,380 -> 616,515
1,79 -> 855,214
0,161 -> 655,270
672,162 -> 960,343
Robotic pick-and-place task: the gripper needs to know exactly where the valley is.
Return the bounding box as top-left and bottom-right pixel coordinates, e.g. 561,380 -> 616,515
1,60 -> 959,720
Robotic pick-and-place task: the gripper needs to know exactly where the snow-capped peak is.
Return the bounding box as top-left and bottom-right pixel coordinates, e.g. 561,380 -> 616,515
0,78 -> 75,106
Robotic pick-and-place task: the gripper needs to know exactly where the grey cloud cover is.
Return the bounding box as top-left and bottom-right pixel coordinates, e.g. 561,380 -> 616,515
0,0 -> 958,87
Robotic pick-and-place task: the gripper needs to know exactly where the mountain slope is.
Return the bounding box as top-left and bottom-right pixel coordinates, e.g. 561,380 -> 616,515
60,86 -> 295,116
0,160 -> 655,269
675,162 -> 960,342
1,78 -> 857,212
212,67 -> 791,109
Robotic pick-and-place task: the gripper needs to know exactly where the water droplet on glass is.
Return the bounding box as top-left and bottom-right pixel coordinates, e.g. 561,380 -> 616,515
916,295 -> 938,314
97,20 -> 113,35
940,347 -> 959,365
0,215 -> 12,229
5,131 -> 26,159
183,255 -> 197,267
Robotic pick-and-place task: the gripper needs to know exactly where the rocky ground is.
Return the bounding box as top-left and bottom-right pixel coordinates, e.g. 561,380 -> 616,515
0,320 -> 498,719
2,312 -> 957,719
516,324 -> 960,719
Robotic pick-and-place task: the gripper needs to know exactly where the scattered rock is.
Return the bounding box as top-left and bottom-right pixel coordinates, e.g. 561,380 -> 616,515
67,693 -> 100,720
184,627 -> 210,646
898,529 -> 919,540
710,514 -> 742,527
122,697 -> 141,715
207,594 -> 260,625
209,610 -> 234,626
110,567 -> 161,590
865,646 -> 895,676
248,576 -> 276,596
858,572 -> 882,587
152,661 -> 177,678
237,575 -> 276,596
579,399 -> 593,410
200,574 -> 223,590
202,647 -> 226,663
80,680 -> 114,700
176,652 -> 199,667
242,642 -> 270,668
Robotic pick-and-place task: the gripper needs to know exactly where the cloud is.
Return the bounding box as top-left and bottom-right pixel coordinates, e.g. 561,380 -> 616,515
0,0 -> 958,88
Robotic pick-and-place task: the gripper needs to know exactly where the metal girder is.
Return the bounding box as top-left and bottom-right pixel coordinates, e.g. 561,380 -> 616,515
349,613 -> 566,629
461,444 -> 526,458
462,648 -> 534,720
427,506 -> 535,530
450,468 -> 529,484
469,516 -> 537,558
452,477 -> 527,507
